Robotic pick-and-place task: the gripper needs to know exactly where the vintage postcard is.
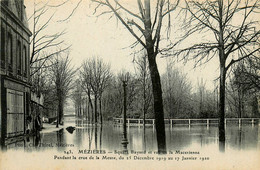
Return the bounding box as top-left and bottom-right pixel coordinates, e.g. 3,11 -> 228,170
0,0 -> 259,169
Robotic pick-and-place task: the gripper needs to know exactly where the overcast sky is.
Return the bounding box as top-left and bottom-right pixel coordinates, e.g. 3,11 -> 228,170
24,0 -> 220,91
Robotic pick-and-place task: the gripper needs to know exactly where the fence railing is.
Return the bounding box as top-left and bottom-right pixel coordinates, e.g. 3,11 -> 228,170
113,118 -> 260,126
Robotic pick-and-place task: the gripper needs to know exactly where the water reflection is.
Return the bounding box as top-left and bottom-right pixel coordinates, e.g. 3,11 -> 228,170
34,133 -> 41,147
100,125 -> 103,150
121,124 -> 128,151
1,118 -> 259,155
88,126 -> 93,149
142,127 -> 146,152
94,125 -> 97,150
56,129 -> 63,146
219,140 -> 225,152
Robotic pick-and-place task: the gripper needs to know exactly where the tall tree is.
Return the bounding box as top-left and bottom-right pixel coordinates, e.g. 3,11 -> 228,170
161,63 -> 192,118
232,58 -> 260,91
79,77 -> 95,123
92,0 -> 180,153
81,56 -> 111,124
226,59 -> 260,118
71,80 -> 84,117
98,63 -> 112,124
175,0 -> 259,141
134,54 -> 153,125
49,54 -> 76,127
102,76 -> 124,119
28,0 -> 70,76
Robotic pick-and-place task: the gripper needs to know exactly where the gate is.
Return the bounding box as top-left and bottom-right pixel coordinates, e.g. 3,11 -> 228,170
6,89 -> 24,137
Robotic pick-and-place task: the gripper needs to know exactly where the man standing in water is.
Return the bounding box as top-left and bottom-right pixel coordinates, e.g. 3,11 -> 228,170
35,113 -> 42,138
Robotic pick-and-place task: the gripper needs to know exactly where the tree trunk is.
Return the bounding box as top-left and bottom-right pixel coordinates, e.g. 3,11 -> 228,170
143,84 -> 146,126
99,95 -> 103,124
94,94 -> 98,124
59,99 -> 63,124
57,92 -> 63,125
86,99 -> 89,122
91,103 -> 94,124
56,109 -> 59,128
147,52 -> 166,154
218,3 -> 226,141
79,103 -> 82,117
167,69 -> 173,118
219,64 -> 226,141
100,124 -> 103,149
87,90 -> 94,124
94,124 -> 97,150
75,104 -> 77,117
238,88 -> 242,118
252,95 -> 259,117
143,0 -> 166,153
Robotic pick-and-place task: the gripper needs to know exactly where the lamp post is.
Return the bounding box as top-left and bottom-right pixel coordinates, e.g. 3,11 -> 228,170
121,72 -> 129,147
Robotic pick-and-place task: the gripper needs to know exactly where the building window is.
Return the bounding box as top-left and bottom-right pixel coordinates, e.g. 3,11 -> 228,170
23,46 -> 27,77
1,26 -> 5,68
17,40 -> 22,75
7,33 -> 13,72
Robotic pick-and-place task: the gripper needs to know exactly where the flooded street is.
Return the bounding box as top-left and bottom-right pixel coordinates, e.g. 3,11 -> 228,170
7,116 -> 259,154
2,116 -> 260,170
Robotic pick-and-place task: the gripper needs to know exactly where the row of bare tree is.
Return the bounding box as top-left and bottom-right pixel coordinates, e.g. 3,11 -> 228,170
34,51 -> 258,128
79,57 -> 111,124
91,0 -> 259,151
72,54 -> 259,121
72,54 -> 153,123
28,0 -> 79,127
28,0 -> 259,153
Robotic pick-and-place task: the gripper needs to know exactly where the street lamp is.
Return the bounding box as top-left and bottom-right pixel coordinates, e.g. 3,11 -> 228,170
121,72 -> 129,146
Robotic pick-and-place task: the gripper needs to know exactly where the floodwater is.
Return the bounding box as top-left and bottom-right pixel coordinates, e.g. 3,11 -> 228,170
5,116 -> 260,153
2,116 -> 260,170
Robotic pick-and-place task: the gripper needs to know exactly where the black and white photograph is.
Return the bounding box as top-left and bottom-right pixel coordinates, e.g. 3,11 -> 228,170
0,0 -> 259,169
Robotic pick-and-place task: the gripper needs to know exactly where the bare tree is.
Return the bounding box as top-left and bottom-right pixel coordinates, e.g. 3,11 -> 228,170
31,62 -> 49,95
102,76 -> 124,118
81,56 -> 111,124
92,0 -> 180,153
161,63 -> 192,118
175,0 -> 259,141
71,80 -> 84,118
226,59 -> 260,118
49,54 -> 76,127
164,61 -> 174,118
29,0 -> 71,76
232,58 -> 260,91
98,63 -> 112,124
134,54 -> 153,125
81,78 -> 95,123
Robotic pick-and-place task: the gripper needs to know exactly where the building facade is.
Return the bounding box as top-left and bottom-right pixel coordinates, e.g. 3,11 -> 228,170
0,0 -> 31,145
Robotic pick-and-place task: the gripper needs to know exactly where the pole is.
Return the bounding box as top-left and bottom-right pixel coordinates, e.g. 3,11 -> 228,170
123,81 -> 127,135
56,109 -> 59,128
121,78 -> 128,147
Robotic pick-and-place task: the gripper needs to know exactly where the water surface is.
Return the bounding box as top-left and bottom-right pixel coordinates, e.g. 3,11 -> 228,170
7,116 -> 259,154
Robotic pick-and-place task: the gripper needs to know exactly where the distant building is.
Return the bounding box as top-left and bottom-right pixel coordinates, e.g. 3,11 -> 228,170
0,0 -> 31,144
